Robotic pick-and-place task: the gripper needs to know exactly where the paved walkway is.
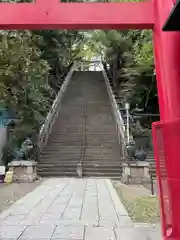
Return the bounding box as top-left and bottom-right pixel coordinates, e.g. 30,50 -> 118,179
0,178 -> 160,239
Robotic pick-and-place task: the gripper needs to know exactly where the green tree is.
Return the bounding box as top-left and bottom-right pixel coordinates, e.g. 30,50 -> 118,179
0,1 -> 85,163
0,30 -> 51,145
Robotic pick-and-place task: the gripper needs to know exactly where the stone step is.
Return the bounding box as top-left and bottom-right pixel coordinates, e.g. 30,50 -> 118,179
38,171 -> 78,177
41,147 -> 82,154
83,162 -> 122,166
38,164 -> 122,171
83,171 -> 121,177
40,154 -> 82,160
40,157 -> 81,162
51,126 -> 84,134
83,166 -> 122,174
37,166 -> 77,172
48,134 -> 84,142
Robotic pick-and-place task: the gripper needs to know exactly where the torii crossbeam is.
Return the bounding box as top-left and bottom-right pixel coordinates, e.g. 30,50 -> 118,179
0,0 -> 153,29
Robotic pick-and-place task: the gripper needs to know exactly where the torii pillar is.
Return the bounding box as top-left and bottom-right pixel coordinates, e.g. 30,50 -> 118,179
154,0 -> 180,121
0,0 -> 180,238
153,0 -> 180,238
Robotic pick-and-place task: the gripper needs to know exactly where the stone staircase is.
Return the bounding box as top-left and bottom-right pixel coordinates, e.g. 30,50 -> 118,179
37,71 -> 123,178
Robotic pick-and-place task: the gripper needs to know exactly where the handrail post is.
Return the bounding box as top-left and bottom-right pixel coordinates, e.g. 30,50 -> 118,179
125,102 -> 130,144
80,62 -> 83,71
150,171 -> 154,195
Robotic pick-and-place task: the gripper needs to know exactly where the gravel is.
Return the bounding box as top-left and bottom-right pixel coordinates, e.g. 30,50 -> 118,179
0,180 -> 42,213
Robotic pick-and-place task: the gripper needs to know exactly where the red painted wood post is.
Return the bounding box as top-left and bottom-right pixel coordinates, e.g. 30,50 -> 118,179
153,0 -> 180,121
36,0 -> 59,4
153,0 -> 180,238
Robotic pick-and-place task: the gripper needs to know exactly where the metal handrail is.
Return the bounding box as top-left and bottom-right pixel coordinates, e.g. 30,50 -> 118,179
101,66 -> 126,139
102,63 -> 135,145
74,60 -> 103,71
38,64 -> 75,153
99,62 -> 128,160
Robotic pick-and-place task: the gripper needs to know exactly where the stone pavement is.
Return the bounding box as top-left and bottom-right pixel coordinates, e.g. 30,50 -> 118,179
0,178 -> 161,239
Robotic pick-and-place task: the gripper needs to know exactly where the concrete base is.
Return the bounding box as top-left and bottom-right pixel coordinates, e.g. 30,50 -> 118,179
8,160 -> 37,182
122,161 -> 150,184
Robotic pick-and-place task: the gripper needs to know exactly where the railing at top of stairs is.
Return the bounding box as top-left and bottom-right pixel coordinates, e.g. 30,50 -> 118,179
38,63 -> 75,154
74,60 -> 102,71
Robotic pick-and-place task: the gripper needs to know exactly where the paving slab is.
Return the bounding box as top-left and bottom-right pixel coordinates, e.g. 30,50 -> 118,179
0,225 -> 27,239
52,225 -> 84,239
85,226 -> 116,240
0,178 -> 160,239
19,224 -> 56,239
115,226 -> 161,240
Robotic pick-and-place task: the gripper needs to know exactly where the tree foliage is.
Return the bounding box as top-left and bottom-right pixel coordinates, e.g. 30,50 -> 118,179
0,1 -> 85,163
85,28 -> 158,117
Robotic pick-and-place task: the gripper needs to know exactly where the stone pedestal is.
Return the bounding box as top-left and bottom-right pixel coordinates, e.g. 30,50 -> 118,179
122,161 -> 150,184
8,160 -> 37,182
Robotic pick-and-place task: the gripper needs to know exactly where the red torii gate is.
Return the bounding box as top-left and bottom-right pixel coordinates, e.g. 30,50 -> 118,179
0,0 -> 180,238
